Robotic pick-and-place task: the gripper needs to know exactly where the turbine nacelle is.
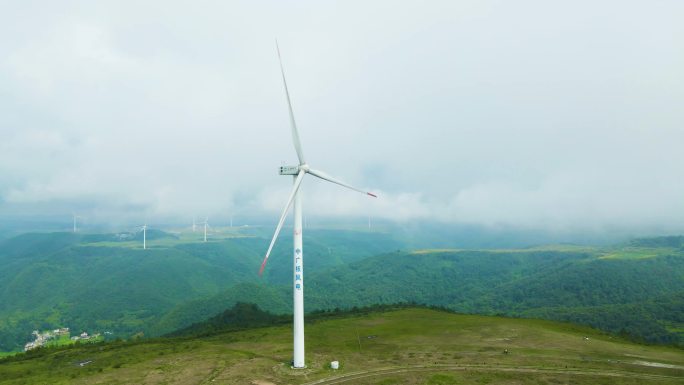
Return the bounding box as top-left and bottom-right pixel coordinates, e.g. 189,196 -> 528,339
279,164 -> 312,176
279,165 -> 300,175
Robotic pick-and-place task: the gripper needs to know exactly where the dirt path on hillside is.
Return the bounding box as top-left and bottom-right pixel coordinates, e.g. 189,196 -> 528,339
301,364 -> 683,384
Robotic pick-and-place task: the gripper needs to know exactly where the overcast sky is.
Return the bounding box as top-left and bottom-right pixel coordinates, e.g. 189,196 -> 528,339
1,0 -> 683,232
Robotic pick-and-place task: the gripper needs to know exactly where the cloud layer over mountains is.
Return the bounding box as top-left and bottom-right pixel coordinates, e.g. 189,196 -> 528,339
1,1 -> 683,232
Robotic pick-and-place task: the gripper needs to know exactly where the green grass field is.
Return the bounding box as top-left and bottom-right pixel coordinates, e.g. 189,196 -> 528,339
597,247 -> 677,260
43,334 -> 72,348
80,227 -> 255,249
1,308 -> 682,384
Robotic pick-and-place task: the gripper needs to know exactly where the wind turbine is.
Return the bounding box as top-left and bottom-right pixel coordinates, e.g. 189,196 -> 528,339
72,214 -> 82,233
192,217 -> 197,233
259,43 -> 377,369
200,218 -> 210,242
136,224 -> 147,249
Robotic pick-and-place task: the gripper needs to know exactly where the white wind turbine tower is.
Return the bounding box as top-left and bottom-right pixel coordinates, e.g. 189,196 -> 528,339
259,43 -> 377,369
200,218 -> 210,242
137,224 -> 147,249
72,214 -> 82,233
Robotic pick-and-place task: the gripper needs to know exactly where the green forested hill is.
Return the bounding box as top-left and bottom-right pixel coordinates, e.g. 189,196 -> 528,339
304,249 -> 684,345
307,249 -> 684,311
0,229 -> 402,351
0,230 -> 683,352
521,292 -> 684,345
151,246 -> 684,347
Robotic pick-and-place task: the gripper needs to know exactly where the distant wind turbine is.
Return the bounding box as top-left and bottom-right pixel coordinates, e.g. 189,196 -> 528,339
259,42 -> 377,369
137,224 -> 147,249
72,214 -> 83,233
200,218 -> 210,242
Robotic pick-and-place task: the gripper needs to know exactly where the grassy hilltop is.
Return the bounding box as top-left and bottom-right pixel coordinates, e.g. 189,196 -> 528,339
0,306 -> 682,384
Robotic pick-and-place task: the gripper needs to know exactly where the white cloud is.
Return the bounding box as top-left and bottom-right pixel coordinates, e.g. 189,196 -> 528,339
1,0 -> 683,233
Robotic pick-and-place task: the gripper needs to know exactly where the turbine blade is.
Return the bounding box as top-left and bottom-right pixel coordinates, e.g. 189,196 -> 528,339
276,41 -> 306,165
307,168 -> 377,198
259,170 -> 306,276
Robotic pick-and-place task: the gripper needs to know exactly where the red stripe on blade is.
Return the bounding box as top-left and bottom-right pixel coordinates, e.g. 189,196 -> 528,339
258,258 -> 268,276
367,192 -> 377,198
